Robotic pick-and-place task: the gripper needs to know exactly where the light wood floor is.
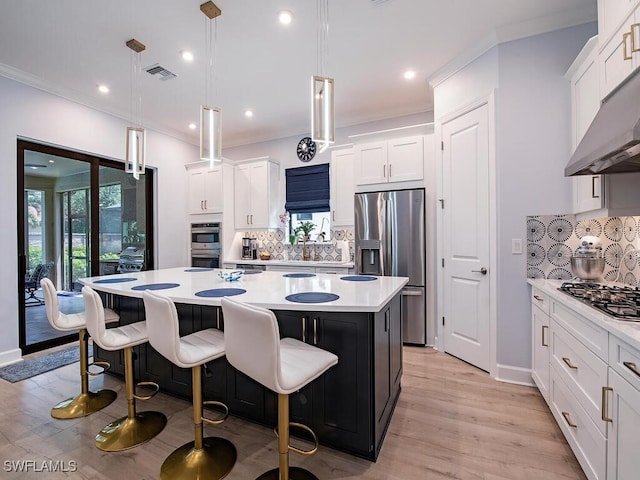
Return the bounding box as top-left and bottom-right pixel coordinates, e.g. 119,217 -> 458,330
0,347 -> 586,479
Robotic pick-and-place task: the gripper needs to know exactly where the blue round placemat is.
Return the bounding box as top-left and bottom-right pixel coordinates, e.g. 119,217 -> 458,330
242,270 -> 263,274
282,273 -> 316,278
340,275 -> 378,282
131,283 -> 180,291
195,288 -> 247,297
184,268 -> 214,272
285,292 -> 339,303
93,277 -> 137,284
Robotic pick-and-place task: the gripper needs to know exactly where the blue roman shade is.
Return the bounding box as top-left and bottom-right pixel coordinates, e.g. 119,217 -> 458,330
285,163 -> 330,214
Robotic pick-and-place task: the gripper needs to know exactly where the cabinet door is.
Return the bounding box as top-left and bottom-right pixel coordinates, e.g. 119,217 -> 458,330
310,311 -> 372,456
248,162 -> 270,228
387,135 -> 424,183
573,175 -> 605,214
188,169 -> 206,214
355,142 -> 387,185
606,369 -> 640,480
598,0 -> 636,45
330,149 -> 355,226
531,303 -> 550,404
234,164 -> 252,228
202,167 -> 223,213
599,14 -> 636,99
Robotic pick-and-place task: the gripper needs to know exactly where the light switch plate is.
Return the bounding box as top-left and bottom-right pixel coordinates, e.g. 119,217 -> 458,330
512,238 -> 523,255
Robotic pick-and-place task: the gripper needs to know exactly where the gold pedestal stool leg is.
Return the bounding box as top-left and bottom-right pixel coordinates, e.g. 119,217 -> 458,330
95,346 -> 167,452
51,329 -> 117,419
257,394 -> 319,480
160,365 -> 237,480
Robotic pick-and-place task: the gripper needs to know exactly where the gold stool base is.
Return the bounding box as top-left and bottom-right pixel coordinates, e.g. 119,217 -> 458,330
51,389 -> 117,419
95,411 -> 167,452
257,467 -> 318,480
160,437 -> 237,480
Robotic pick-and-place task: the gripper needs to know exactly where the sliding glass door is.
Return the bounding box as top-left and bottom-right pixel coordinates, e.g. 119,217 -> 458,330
17,140 -> 154,354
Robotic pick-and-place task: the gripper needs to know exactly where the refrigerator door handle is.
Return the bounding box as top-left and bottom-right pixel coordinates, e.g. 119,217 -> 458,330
401,290 -> 422,296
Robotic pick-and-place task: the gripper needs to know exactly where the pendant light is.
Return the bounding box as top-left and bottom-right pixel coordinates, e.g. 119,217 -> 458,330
125,38 -> 146,180
311,0 -> 334,154
200,1 -> 222,166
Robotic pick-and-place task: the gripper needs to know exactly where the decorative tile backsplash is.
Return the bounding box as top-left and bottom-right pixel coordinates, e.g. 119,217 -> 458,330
242,228 -> 354,262
527,215 -> 640,285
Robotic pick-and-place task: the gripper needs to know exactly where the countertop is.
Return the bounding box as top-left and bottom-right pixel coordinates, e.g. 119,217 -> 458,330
528,278 -> 640,350
224,259 -> 355,268
80,267 -> 406,312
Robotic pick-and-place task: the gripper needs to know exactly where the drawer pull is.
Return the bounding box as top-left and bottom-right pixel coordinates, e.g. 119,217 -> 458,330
541,325 -> 548,347
623,361 -> 640,378
602,386 -> 613,423
624,32 -> 632,60
533,295 -> 544,302
561,411 -> 577,428
562,357 -> 578,370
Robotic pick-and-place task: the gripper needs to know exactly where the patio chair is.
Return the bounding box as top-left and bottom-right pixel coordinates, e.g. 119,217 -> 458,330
25,261 -> 54,306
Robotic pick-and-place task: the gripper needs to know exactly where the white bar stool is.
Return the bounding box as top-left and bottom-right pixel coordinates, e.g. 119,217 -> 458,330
142,290 -> 237,480
40,278 -> 118,419
82,286 -> 167,451
221,297 -> 338,480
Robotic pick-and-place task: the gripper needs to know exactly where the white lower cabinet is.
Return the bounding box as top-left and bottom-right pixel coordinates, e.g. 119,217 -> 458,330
530,287 -> 640,480
531,289 -> 550,403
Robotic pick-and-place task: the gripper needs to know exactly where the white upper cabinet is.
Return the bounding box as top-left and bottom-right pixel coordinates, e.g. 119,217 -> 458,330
330,148 -> 355,227
598,0 -> 640,99
187,163 -> 224,214
234,158 -> 279,230
354,135 -> 424,186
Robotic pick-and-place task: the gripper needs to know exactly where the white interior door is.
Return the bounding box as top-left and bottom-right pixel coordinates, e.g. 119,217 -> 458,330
441,103 -> 491,371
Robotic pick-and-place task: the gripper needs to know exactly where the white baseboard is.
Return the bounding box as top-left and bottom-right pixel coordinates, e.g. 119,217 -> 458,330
0,349 -> 23,368
494,363 -> 535,387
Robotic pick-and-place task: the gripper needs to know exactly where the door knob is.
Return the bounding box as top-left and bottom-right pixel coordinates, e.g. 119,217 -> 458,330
472,267 -> 488,275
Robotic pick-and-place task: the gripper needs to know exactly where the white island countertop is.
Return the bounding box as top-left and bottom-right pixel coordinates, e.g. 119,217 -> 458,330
224,259 -> 355,268
80,267 -> 407,312
528,278 -> 640,351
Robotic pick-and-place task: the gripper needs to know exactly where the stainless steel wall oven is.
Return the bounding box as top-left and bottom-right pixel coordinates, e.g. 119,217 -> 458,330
191,222 -> 221,268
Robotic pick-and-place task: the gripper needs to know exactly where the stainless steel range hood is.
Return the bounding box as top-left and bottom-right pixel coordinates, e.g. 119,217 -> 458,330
565,70 -> 640,176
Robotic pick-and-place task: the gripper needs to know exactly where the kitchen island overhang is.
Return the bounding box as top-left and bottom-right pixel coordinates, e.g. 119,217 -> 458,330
79,268 -> 408,461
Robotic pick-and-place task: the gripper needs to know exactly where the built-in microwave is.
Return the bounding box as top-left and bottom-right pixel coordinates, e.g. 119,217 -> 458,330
191,222 -> 221,250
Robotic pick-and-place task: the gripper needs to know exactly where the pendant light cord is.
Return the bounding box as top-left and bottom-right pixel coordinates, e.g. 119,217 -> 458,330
130,49 -> 142,128
317,0 -> 329,77
205,16 -> 218,106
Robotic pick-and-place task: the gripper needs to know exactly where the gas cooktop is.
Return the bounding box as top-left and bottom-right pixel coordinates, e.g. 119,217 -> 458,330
559,282 -> 640,322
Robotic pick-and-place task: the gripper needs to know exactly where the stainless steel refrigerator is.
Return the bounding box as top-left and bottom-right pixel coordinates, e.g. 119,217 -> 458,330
354,189 -> 427,345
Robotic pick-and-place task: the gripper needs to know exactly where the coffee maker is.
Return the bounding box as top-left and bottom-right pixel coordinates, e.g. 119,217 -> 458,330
241,237 -> 252,260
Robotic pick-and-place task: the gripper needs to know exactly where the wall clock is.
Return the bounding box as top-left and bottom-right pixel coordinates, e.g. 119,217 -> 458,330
296,137 -> 317,162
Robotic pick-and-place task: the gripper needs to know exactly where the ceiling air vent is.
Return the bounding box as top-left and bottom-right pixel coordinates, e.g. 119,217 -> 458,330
144,63 -> 177,81
371,0 -> 389,5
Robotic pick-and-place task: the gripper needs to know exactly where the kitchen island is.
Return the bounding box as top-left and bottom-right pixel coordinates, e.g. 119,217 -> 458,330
80,267 -> 408,461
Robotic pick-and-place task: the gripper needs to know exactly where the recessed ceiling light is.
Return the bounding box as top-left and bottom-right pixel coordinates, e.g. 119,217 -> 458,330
188,123 -> 197,130
403,70 -> 416,80
181,50 -> 194,62
244,110 -> 254,118
98,84 -> 109,94
48,159 -> 55,164
278,10 -> 293,25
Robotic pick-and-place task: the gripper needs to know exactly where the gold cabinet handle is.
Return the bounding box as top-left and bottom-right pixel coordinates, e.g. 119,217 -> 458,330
562,357 -> 578,370
561,411 -> 577,428
623,31 -> 632,60
542,325 -> 548,347
632,23 -> 640,53
302,316 -> 306,343
602,386 -> 613,423
623,361 -> 640,377
591,176 -> 600,199
313,317 -> 318,345
533,295 -> 544,302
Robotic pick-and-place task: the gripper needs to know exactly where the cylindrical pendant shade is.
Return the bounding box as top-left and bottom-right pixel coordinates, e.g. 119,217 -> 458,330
311,75 -> 334,152
126,127 -> 146,179
200,105 -> 222,165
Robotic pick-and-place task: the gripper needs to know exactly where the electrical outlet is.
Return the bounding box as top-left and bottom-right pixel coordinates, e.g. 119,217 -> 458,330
512,238 -> 523,255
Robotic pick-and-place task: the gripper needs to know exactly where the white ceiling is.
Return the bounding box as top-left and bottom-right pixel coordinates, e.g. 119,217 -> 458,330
0,0 -> 596,149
